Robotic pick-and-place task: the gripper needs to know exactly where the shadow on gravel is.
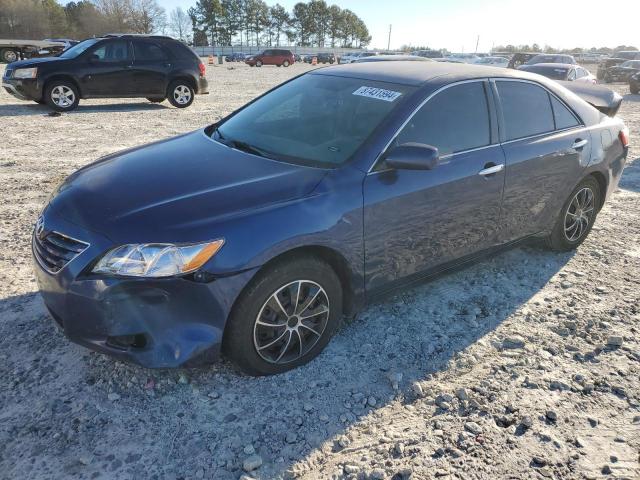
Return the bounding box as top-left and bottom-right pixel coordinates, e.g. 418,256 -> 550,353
619,155 -> 640,193
0,102 -> 168,117
0,244 -> 575,479
622,93 -> 640,102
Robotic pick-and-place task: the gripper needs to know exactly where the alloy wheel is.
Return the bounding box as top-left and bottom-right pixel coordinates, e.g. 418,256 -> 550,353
173,85 -> 192,105
4,50 -> 17,62
253,280 -> 330,364
564,187 -> 595,242
50,86 -> 75,108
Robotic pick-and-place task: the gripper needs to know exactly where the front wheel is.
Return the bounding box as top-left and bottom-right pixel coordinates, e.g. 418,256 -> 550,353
167,80 -> 194,108
545,177 -> 600,251
44,81 -> 79,112
223,257 -> 343,376
1,48 -> 18,63
256,60 -> 263,67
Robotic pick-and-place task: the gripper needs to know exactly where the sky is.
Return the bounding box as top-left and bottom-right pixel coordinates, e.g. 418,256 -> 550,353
65,0 -> 640,52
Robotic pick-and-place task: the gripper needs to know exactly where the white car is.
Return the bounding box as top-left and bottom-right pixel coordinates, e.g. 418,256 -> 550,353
473,56 -> 509,67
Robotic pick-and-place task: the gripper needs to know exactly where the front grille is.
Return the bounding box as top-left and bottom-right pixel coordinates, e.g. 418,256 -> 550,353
33,231 -> 89,273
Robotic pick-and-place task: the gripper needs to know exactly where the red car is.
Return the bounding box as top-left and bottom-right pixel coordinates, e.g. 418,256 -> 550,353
245,49 -> 294,67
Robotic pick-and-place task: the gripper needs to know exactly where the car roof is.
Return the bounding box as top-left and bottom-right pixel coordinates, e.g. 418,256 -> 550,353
310,61 -> 533,86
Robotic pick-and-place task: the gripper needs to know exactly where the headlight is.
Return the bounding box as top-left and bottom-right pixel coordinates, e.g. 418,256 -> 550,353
93,239 -> 224,277
13,67 -> 38,79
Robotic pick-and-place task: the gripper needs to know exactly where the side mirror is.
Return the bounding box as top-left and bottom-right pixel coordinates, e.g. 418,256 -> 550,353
384,143 -> 440,170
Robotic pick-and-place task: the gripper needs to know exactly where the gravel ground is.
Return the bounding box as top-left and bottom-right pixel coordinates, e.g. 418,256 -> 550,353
0,62 -> 639,480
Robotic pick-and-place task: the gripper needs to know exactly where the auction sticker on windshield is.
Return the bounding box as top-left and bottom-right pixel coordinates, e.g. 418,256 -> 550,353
353,86 -> 402,102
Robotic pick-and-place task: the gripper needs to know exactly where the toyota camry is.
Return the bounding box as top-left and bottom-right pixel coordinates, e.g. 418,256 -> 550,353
33,62 -> 629,375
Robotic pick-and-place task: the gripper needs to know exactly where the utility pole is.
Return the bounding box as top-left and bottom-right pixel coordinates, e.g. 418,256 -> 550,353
387,24 -> 392,52
475,35 -> 480,54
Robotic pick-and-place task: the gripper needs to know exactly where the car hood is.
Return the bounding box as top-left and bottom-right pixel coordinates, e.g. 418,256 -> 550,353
49,129 -> 328,243
8,56 -> 69,69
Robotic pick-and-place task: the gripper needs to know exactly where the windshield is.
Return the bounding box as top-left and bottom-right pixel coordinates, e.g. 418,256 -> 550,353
58,38 -> 100,58
213,74 -> 414,168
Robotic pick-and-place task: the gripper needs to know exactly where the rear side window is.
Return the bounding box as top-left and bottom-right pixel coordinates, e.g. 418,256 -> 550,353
496,81 -> 554,141
396,82 -> 491,156
133,41 -> 168,61
550,96 -> 580,130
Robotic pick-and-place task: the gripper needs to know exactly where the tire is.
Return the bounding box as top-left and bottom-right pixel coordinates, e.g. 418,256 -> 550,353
146,97 -> 165,103
223,257 -> 343,376
44,80 -> 79,112
1,48 -> 18,63
545,177 -> 601,251
256,60 -> 263,67
283,60 -> 290,67
631,83 -> 639,95
167,80 -> 194,108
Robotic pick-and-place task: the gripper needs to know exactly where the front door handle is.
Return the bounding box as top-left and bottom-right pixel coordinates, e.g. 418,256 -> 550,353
572,138 -> 588,150
478,163 -> 504,177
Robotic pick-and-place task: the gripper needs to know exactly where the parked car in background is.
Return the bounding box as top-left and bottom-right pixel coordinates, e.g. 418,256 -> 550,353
519,63 -> 596,83
293,53 -> 302,63
508,52 -> 538,69
446,53 -> 479,63
245,49 -> 294,67
630,72 -> 640,94
411,49 -> 443,59
0,39 -> 67,63
596,58 -> 626,81
602,60 -> 640,83
474,56 -> 509,67
355,54 -> 432,63
525,54 -> 577,65
303,53 -> 336,64
32,61 -> 629,375
340,52 -> 377,64
2,34 -> 208,111
42,38 -> 78,52
225,52 -> 246,62
612,50 -> 640,61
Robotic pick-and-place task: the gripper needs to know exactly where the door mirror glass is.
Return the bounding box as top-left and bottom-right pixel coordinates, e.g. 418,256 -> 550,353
385,143 -> 439,170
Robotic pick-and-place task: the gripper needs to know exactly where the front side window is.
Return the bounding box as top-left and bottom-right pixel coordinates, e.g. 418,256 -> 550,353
496,81 -> 554,141
90,40 -> 130,62
214,74 -> 415,167
395,82 -> 491,156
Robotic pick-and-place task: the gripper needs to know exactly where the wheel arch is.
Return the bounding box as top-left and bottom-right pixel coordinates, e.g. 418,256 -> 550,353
43,74 -> 82,98
588,171 -> 607,211
168,74 -> 197,92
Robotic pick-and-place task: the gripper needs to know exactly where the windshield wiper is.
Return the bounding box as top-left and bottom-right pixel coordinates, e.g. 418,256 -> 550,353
213,129 -> 276,160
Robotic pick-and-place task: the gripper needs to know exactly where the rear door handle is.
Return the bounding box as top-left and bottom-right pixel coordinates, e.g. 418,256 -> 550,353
572,139 -> 588,150
478,163 -> 504,176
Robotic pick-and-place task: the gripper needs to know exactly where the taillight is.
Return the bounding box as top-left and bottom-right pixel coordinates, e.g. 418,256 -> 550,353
198,62 -> 206,77
619,129 -> 629,148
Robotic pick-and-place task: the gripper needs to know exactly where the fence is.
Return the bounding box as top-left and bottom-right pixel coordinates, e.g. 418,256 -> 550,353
191,45 -> 373,57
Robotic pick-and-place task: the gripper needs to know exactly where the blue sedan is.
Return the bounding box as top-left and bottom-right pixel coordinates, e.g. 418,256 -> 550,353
33,62 -> 629,375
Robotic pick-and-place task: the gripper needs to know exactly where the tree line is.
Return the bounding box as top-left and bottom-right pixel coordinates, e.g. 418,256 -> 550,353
0,0 -> 371,49
188,0 -> 371,48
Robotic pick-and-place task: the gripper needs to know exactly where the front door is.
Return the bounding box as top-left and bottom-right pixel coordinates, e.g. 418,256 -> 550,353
81,39 -> 134,97
363,81 -> 506,292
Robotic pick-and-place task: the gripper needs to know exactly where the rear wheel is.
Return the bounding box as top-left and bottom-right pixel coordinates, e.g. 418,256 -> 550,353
167,80 -> 194,108
283,60 -> 290,67
631,82 -> 639,95
223,257 -> 343,376
44,80 -> 79,112
545,177 -> 600,251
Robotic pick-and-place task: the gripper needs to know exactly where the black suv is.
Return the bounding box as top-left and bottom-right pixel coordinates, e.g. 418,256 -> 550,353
2,34 -> 208,111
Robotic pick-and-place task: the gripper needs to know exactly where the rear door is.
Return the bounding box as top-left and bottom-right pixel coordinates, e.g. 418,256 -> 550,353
493,79 -> 590,241
81,39 -> 134,96
131,39 -> 171,96
363,80 -> 506,291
